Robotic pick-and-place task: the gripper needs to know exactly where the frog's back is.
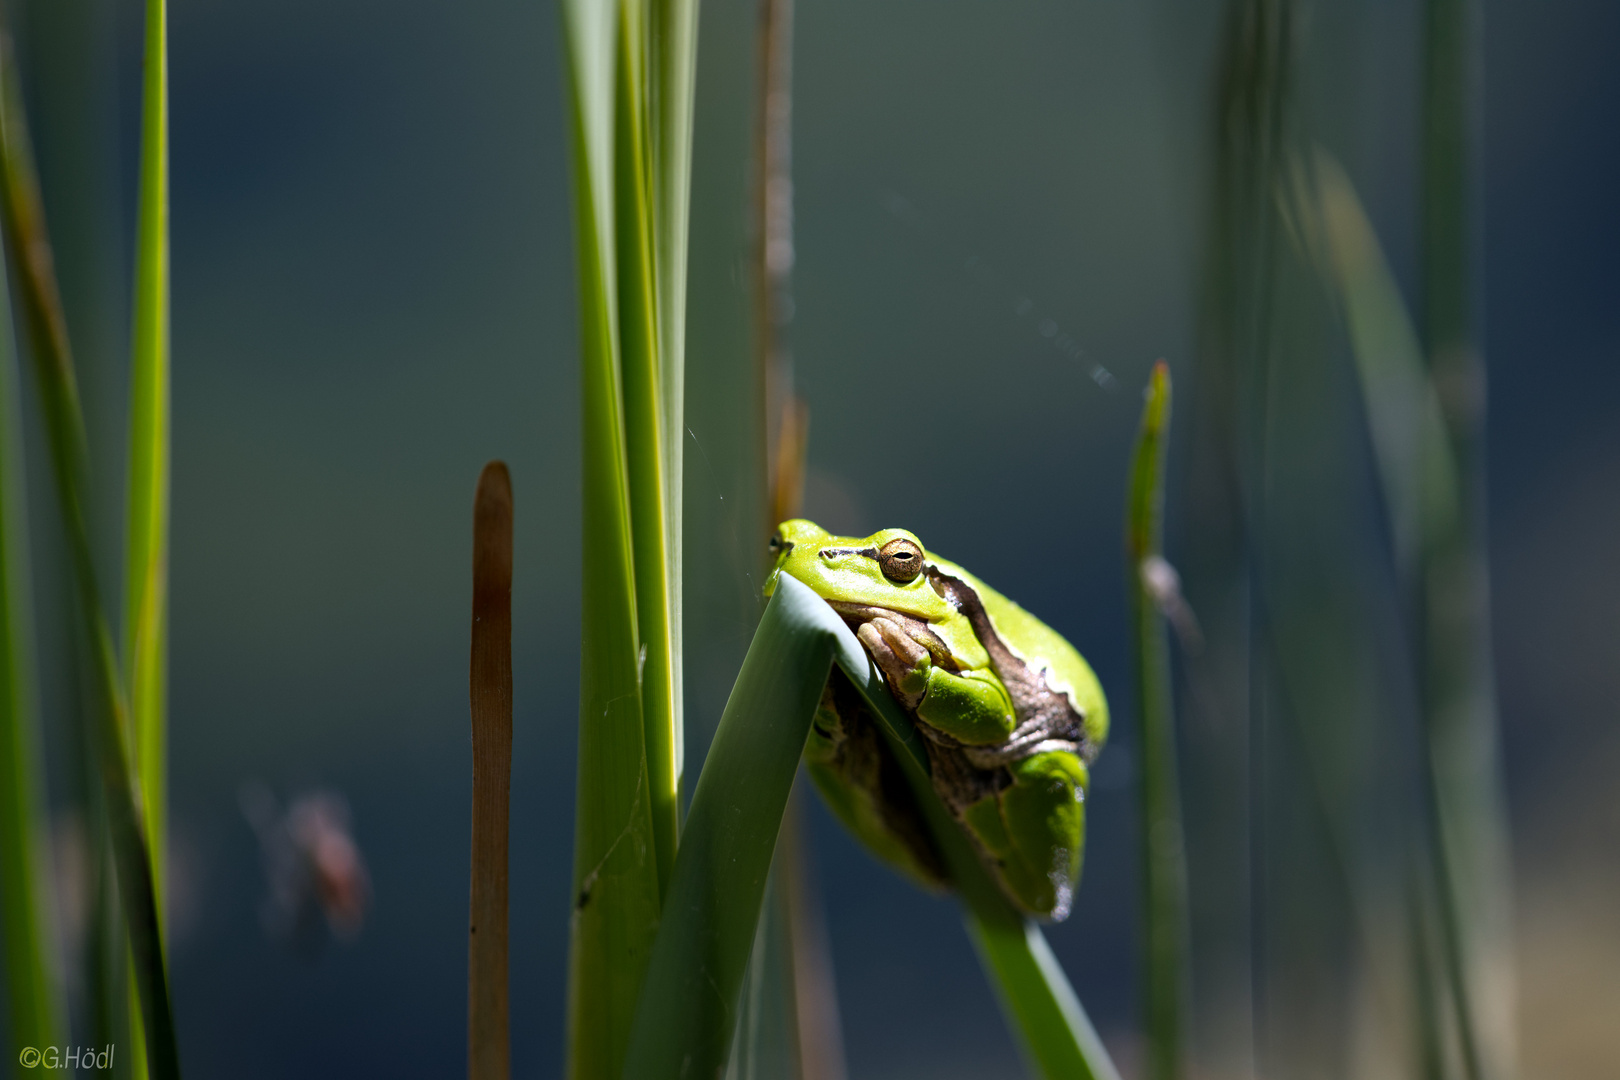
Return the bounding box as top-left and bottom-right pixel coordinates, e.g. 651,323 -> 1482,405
928,556 -> 1109,752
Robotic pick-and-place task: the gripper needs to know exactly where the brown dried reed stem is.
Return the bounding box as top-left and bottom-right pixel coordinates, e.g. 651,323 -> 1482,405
469,461 -> 513,1080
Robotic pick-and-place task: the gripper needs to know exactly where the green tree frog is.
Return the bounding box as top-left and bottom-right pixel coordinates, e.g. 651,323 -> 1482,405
765,519 -> 1108,921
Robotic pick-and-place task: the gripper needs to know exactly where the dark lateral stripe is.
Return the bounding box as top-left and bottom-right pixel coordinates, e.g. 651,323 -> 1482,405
924,566 -> 1092,761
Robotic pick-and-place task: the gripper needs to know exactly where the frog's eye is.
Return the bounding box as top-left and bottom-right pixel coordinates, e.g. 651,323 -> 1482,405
768,533 -> 789,557
878,538 -> 923,584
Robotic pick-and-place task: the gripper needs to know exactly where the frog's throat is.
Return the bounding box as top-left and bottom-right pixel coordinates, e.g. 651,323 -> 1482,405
826,573 -> 1097,772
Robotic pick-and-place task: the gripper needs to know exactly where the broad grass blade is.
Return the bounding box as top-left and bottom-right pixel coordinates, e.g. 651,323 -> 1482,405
561,4 -> 663,1077
724,863 -> 799,1080
620,573 -> 834,1080
776,787 -> 846,1080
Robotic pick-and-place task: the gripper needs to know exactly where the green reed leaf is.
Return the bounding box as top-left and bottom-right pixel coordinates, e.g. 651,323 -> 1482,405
125,0 -> 170,913
0,20 -> 180,1078
1125,361 -> 1187,1080
621,572 -> 833,1080
561,3 -> 663,1077
0,195 -> 65,1062
626,572 -> 1121,1080
647,0 -> 698,799
615,0 -> 680,891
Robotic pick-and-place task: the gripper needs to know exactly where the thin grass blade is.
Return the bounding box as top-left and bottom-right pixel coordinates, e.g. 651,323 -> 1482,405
127,13 -> 171,1062
962,916 -> 1118,1080
0,24 -> 180,1079
560,3 -> 664,1077
1419,2 -> 1517,1071
646,0 -> 698,794
620,572 -> 835,1080
1125,362 -> 1188,1080
124,0 -> 170,907
0,209 -> 66,1060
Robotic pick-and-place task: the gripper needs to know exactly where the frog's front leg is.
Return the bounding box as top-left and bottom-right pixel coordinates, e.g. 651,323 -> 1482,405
858,616 -> 1016,745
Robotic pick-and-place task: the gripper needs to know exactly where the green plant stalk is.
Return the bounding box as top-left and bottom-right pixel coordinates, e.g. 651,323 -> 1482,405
0,25 -> 180,1080
1421,0 -> 1515,1075
561,3 -> 664,1077
0,218 -> 66,1067
647,0 -> 698,798
1126,362 -> 1187,1080
614,0 -> 679,891
125,5 -> 171,1074
962,909 -> 1118,1080
125,0 -> 169,907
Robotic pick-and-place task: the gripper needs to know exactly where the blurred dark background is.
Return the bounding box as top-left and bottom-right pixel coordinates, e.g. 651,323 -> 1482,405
2,0 -> 1615,1077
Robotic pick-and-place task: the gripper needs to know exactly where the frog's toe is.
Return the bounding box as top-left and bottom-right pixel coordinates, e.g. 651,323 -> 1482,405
876,617 -> 930,670
856,621 -> 894,666
859,618 -> 929,703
